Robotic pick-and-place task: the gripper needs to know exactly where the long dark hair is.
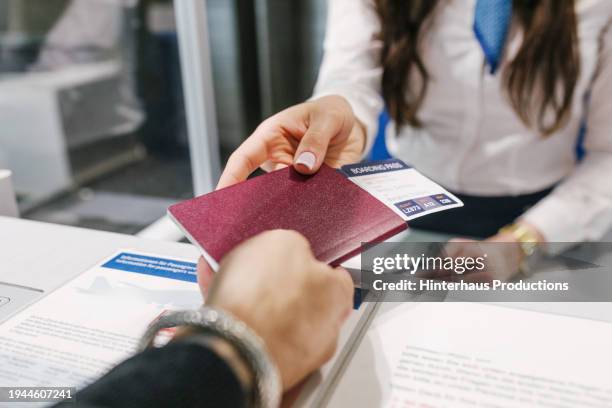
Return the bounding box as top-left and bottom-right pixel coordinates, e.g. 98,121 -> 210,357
375,0 -> 580,135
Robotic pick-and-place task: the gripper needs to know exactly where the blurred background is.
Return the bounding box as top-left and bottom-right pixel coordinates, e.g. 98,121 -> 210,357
0,0 -> 328,234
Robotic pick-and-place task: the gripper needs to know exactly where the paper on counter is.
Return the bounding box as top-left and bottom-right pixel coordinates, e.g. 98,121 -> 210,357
0,250 -> 203,389
327,302 -> 612,408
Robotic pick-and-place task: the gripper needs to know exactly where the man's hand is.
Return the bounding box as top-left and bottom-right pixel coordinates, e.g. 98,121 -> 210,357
197,230 -> 354,390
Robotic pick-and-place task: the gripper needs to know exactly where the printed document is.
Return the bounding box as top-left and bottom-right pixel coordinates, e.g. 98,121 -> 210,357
0,251 -> 203,389
0,249 -> 371,406
326,302 -> 612,408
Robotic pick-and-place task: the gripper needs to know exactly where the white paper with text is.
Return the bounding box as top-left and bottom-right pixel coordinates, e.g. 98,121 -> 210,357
0,251 -> 203,391
326,303 -> 612,408
0,249 -> 370,407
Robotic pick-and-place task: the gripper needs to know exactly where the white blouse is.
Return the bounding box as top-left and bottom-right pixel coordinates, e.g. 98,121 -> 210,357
313,0 -> 612,246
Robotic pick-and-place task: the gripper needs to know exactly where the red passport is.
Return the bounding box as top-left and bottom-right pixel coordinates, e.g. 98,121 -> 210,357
168,165 -> 407,268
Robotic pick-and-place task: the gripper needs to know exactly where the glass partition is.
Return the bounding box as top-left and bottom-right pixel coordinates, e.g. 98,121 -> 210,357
0,0 -> 329,234
0,0 -> 193,233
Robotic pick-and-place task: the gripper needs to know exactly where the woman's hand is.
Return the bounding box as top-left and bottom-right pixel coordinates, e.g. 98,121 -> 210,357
442,237 -> 524,282
441,222 -> 545,282
197,230 -> 354,390
217,95 -> 366,189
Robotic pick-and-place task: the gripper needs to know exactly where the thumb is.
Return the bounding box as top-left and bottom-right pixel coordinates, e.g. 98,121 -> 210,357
197,256 -> 215,298
293,113 -> 348,175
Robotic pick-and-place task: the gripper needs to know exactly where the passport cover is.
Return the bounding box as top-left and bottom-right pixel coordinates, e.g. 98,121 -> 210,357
168,165 -> 407,268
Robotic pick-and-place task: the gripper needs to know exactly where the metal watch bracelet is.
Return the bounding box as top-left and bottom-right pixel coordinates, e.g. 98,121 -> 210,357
140,307 -> 281,408
499,223 -> 541,276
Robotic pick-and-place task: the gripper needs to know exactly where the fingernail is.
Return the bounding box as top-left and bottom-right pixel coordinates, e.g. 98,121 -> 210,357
295,151 -> 316,170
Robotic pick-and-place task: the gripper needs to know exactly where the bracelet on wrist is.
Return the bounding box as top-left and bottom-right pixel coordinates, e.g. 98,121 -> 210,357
140,307 -> 281,408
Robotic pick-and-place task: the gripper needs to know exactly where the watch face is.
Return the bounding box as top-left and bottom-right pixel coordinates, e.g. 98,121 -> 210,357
521,241 -> 539,257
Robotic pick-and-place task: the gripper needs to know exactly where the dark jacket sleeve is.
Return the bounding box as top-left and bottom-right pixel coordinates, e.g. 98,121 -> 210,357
55,342 -> 247,408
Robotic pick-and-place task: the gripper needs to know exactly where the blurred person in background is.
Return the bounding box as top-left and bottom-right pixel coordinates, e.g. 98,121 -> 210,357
218,0 -> 612,280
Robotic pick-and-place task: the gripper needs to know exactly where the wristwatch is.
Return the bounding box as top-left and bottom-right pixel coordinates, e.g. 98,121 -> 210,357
140,307 -> 281,408
499,223 -> 541,276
